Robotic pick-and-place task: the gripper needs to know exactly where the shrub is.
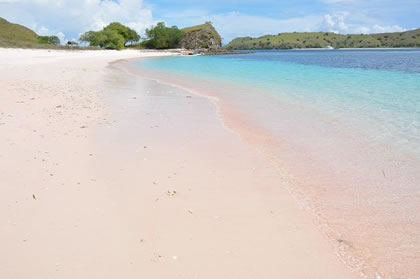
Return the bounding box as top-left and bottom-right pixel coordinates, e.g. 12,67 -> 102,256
143,22 -> 183,49
80,22 -> 140,50
38,35 -> 60,45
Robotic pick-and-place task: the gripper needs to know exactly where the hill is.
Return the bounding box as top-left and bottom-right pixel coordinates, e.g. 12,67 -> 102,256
0,17 -> 39,47
225,29 -> 420,50
180,22 -> 222,50
0,17 -> 61,48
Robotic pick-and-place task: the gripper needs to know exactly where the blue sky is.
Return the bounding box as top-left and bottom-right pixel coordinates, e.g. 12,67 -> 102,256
0,0 -> 419,44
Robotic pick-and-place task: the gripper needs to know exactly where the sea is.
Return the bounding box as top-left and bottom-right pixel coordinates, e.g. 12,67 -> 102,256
135,49 -> 420,279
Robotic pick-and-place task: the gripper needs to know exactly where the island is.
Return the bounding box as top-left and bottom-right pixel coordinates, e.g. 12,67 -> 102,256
225,29 -> 420,50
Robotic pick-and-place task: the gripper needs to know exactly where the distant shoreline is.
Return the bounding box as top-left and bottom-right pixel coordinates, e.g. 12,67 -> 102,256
225,29 -> 420,50
230,47 -> 420,51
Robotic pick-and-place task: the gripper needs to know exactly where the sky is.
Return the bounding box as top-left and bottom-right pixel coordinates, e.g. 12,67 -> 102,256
0,0 -> 419,44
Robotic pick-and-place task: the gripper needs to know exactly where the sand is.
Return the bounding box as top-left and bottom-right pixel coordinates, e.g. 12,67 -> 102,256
0,48 -> 360,279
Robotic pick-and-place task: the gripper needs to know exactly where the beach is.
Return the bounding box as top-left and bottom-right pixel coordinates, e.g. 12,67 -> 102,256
130,51 -> 420,279
0,48 -> 360,278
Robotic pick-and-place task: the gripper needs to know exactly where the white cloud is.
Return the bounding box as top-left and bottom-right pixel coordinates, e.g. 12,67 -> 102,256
322,12 -> 406,34
208,12 -> 322,42
36,25 -> 49,35
35,25 -> 65,42
371,24 -> 405,33
0,0 -> 154,43
55,31 -> 65,43
323,12 -> 350,33
163,11 -> 324,43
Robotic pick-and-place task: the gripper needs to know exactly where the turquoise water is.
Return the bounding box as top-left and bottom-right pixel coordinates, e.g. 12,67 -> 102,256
138,50 -> 420,158
136,50 -> 420,278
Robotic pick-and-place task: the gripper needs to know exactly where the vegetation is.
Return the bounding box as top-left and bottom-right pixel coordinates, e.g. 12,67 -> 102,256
371,30 -> 420,48
0,17 -> 66,48
4,15 -> 418,52
38,35 -> 60,45
80,22 -> 140,50
140,22 -> 183,49
0,17 -> 39,47
226,29 -> 420,50
135,22 -> 222,50
0,17 -> 38,42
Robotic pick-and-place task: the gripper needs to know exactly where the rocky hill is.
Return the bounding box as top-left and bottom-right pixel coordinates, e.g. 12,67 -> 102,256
226,29 -> 420,49
180,22 -> 222,50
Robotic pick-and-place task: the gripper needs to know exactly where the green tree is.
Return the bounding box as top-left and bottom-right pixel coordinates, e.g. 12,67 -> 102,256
144,22 -> 183,49
80,22 -> 140,50
38,35 -> 60,45
103,22 -> 140,46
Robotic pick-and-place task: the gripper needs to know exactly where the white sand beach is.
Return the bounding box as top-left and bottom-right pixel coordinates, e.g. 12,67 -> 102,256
0,48 -> 359,279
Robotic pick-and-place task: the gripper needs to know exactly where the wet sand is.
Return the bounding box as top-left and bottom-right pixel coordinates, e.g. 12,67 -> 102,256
0,49 -> 358,278
125,58 -> 420,279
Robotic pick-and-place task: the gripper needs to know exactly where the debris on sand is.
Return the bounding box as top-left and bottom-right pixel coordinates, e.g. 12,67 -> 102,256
167,190 -> 177,197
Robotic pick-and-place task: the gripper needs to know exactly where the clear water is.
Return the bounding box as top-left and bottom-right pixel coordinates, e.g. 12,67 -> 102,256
135,50 -> 420,278
138,50 -> 420,159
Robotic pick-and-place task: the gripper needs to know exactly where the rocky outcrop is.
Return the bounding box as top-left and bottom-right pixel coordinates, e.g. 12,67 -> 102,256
180,22 -> 222,50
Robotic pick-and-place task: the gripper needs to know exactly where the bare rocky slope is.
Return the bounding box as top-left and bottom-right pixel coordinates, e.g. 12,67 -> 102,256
180,22 -> 222,50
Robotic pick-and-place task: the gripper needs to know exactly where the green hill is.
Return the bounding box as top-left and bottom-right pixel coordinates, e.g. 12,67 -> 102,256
225,29 -> 420,50
0,17 -> 39,46
180,22 -> 222,50
372,29 -> 420,47
0,17 -> 61,48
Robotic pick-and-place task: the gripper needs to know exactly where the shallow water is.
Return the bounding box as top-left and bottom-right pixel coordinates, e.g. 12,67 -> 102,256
135,49 -> 420,278
139,50 -> 420,158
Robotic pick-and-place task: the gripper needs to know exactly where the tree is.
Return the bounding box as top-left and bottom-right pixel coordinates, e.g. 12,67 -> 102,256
80,31 -> 101,46
144,22 -> 183,49
80,22 -> 140,50
103,22 -> 140,46
38,35 -> 60,45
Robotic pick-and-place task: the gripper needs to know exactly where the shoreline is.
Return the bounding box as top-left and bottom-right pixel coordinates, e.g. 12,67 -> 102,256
230,47 -> 420,51
117,58 -> 368,270
1,48 -> 359,279
115,57 -> 370,276
119,56 -> 420,279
